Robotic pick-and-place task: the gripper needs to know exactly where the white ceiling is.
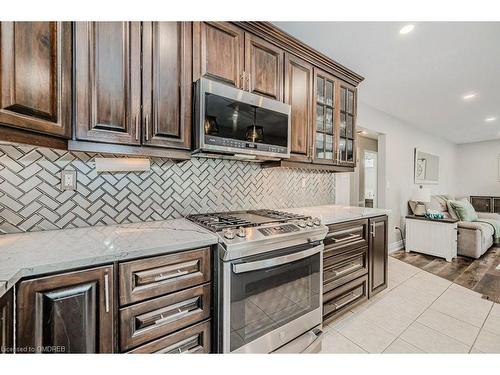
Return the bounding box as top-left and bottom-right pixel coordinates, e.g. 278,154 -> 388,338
274,22 -> 500,144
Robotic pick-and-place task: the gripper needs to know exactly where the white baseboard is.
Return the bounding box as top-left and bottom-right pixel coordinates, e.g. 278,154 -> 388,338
389,240 -> 404,253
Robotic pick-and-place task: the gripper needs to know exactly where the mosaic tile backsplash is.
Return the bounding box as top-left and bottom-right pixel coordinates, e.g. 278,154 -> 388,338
0,144 -> 336,234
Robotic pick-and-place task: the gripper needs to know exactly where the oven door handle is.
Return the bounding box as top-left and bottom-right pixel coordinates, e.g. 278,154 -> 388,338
232,244 -> 323,274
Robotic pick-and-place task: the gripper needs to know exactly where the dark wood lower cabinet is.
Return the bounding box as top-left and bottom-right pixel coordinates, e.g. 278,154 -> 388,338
323,275 -> 368,323
128,320 -> 211,354
0,289 -> 14,354
119,283 -> 211,351
16,265 -> 114,353
368,216 -> 388,297
322,215 -> 388,323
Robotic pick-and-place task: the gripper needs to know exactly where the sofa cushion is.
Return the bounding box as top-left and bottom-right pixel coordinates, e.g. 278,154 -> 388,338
449,199 -> 479,221
429,195 -> 452,213
447,201 -> 459,220
458,221 -> 495,238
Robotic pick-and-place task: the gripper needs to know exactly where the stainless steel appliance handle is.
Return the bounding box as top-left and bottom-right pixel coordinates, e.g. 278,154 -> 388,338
232,244 -> 323,274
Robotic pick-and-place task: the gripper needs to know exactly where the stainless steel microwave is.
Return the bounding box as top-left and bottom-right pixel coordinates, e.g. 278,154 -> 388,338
193,78 -> 291,159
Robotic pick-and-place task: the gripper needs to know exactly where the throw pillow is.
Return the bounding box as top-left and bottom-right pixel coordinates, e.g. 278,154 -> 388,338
448,199 -> 479,222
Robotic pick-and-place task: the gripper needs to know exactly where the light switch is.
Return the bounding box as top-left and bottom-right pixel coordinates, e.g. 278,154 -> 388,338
61,169 -> 77,191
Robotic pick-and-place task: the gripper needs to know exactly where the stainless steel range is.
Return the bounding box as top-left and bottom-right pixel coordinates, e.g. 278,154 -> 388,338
187,209 -> 328,353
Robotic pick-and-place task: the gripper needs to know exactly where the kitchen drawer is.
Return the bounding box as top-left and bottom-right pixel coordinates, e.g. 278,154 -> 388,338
119,247 -> 211,306
128,320 -> 211,354
323,219 -> 369,259
322,275 -> 368,322
323,246 -> 368,293
120,283 -> 211,351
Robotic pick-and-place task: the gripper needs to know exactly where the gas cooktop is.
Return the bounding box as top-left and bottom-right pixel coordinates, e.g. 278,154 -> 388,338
187,209 -> 310,232
188,209 -> 328,261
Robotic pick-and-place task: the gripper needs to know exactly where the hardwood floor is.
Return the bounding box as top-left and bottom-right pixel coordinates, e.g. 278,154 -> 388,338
391,247 -> 500,303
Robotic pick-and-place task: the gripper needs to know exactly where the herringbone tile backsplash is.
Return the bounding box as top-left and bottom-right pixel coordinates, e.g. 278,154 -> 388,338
0,143 -> 336,234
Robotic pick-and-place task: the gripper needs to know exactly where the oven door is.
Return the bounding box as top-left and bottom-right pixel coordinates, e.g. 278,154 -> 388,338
222,242 -> 323,353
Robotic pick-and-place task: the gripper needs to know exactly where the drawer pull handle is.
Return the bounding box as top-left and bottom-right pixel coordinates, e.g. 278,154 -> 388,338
135,297 -> 200,330
156,335 -> 201,354
134,259 -> 200,286
327,226 -> 364,238
154,269 -> 189,282
332,234 -> 358,243
332,292 -> 360,310
154,308 -> 190,326
332,263 -> 360,277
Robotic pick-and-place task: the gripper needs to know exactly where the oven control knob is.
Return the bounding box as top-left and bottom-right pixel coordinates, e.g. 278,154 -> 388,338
237,227 -> 247,238
313,217 -> 321,226
223,228 -> 235,240
306,219 -> 314,227
297,220 -> 307,228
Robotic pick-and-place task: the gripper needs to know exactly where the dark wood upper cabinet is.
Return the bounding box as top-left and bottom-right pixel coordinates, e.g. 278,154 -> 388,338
338,82 -> 357,166
0,22 -> 71,139
0,289 -> 14,354
244,33 -> 284,101
193,22 -> 244,88
368,216 -> 388,297
284,53 -> 313,162
142,22 -> 192,149
312,68 -> 338,165
75,22 -> 141,145
16,265 -> 115,353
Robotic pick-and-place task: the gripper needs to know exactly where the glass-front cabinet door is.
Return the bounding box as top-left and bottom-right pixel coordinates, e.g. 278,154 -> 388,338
338,83 -> 357,165
312,69 -> 337,164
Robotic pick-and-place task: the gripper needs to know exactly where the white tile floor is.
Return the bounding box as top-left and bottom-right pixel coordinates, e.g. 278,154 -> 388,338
320,257 -> 500,353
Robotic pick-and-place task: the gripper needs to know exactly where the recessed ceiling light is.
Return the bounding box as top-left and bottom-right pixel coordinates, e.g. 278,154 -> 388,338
462,93 -> 477,101
485,117 -> 497,122
399,24 -> 415,35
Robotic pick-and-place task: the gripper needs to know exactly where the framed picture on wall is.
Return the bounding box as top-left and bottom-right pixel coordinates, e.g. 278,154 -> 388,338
414,148 -> 439,184
415,158 -> 427,181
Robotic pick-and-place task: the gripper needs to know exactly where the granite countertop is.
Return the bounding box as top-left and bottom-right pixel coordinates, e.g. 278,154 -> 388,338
0,204 -> 390,298
0,219 -> 218,297
284,205 -> 390,225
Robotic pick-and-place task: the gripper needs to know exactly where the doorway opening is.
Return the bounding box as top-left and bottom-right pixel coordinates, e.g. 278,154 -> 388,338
349,131 -> 380,208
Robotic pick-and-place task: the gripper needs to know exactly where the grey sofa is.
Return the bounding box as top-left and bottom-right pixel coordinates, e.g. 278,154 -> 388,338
456,212 -> 497,258
409,195 -> 499,259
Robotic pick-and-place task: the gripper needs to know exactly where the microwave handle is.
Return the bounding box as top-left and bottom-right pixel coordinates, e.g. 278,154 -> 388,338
232,244 -> 323,274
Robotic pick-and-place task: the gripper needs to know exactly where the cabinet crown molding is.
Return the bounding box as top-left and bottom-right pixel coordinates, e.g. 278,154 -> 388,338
233,22 -> 365,86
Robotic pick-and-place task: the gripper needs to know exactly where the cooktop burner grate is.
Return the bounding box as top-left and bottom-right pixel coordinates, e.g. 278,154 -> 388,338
187,210 -> 310,232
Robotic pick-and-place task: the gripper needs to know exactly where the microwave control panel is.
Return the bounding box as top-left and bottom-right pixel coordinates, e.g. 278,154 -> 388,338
205,135 -> 288,155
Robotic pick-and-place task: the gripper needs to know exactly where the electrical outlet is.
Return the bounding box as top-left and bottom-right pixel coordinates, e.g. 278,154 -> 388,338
61,169 -> 77,191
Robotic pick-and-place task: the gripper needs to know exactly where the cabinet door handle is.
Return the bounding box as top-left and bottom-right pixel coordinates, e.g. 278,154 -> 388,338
371,223 -> 376,238
134,114 -> 139,141
145,115 -> 150,141
104,273 -> 110,313
240,72 -> 246,90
